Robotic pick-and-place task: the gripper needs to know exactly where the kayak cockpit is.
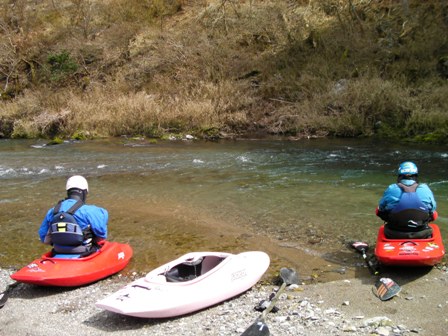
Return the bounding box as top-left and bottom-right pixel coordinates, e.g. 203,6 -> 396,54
164,255 -> 227,283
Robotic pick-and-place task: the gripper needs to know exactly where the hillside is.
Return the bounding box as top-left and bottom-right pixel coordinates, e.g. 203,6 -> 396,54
0,0 -> 447,142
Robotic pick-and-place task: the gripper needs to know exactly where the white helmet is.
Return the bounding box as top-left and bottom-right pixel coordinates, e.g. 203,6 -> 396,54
66,175 -> 89,192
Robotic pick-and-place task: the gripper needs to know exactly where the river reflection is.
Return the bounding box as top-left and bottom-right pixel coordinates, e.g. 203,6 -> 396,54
1,138 -> 447,282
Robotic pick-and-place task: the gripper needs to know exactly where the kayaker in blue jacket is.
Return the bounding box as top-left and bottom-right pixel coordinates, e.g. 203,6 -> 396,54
376,161 -> 437,238
38,175 -> 108,254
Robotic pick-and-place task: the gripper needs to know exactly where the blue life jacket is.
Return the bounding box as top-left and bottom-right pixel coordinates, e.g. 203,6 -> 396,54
49,199 -> 93,254
388,182 -> 431,231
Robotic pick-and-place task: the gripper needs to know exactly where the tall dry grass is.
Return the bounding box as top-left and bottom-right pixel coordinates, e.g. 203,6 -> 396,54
0,77 -> 254,139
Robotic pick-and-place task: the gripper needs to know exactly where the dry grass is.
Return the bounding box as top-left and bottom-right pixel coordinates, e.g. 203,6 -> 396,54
0,0 -> 447,142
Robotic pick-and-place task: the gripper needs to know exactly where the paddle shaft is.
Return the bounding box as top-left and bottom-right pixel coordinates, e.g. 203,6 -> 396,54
241,268 -> 299,336
240,282 -> 287,336
359,248 -> 379,275
261,282 -> 287,320
240,276 -> 294,335
351,242 -> 379,275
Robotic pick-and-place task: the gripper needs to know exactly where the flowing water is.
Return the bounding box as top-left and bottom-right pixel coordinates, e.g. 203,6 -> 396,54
1,137 -> 447,282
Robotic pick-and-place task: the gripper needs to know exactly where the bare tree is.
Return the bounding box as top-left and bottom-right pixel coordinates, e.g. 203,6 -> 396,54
70,0 -> 95,39
0,22 -> 21,94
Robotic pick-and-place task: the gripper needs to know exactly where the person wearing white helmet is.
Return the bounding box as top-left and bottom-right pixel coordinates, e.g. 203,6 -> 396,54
38,175 -> 108,255
376,161 -> 437,239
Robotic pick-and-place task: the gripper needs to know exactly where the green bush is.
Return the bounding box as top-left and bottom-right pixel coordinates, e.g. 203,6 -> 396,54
47,51 -> 79,83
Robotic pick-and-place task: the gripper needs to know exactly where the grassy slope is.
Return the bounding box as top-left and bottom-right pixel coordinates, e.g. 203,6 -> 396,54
0,0 -> 447,142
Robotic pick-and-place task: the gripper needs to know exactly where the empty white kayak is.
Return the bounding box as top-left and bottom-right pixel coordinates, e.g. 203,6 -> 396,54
96,251 -> 270,318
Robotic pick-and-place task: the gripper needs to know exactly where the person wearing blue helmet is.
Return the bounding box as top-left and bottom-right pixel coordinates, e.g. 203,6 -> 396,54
376,161 -> 437,238
38,175 -> 109,255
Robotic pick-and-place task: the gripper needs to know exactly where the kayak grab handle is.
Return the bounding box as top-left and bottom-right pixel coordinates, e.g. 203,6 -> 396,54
131,284 -> 151,290
40,259 -> 56,264
400,241 -> 418,246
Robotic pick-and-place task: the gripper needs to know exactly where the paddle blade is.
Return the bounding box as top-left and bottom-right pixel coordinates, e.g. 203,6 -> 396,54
279,267 -> 299,286
373,277 -> 401,301
0,291 -> 9,309
240,320 -> 270,336
0,282 -> 19,309
351,241 -> 369,253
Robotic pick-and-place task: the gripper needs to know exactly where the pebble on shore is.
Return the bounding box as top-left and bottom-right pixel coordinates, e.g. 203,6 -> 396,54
2,266 -> 447,336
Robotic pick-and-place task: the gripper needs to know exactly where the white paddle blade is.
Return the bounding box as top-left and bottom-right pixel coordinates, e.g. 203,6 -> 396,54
352,242 -> 369,252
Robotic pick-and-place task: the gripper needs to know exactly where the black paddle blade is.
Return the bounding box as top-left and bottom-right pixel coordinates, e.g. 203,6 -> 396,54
373,277 -> 401,301
240,319 -> 270,336
0,282 -> 19,309
279,267 -> 299,286
0,290 -> 9,309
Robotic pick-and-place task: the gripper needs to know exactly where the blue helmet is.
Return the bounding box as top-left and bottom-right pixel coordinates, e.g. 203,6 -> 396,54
397,161 -> 418,176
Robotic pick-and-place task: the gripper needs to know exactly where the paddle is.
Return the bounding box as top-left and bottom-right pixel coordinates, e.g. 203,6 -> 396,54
350,241 -> 379,275
0,282 -> 19,309
350,242 -> 401,300
241,267 -> 299,336
0,291 -> 7,309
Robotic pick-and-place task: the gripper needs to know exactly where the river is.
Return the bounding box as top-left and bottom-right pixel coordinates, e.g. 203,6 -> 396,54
1,137 -> 447,282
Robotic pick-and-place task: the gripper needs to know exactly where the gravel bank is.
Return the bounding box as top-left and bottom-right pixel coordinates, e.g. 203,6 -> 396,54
1,265 -> 447,336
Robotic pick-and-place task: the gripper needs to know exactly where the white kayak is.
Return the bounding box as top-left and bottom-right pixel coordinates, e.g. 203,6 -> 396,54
96,251 -> 270,318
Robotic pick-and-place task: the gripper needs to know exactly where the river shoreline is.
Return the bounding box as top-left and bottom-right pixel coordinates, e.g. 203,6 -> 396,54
1,265 -> 447,336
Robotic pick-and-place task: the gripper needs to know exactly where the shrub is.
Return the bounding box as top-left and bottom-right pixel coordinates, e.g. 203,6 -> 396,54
47,51 -> 79,83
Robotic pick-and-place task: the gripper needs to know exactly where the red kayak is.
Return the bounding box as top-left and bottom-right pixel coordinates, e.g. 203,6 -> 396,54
11,241 -> 133,286
374,223 -> 445,267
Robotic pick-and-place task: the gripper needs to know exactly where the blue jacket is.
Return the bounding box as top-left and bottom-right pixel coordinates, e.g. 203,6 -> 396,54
378,179 -> 436,213
39,199 -> 108,242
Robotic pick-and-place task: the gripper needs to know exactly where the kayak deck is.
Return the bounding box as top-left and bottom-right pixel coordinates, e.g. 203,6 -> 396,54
374,224 -> 445,267
11,241 -> 133,286
96,251 -> 270,318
